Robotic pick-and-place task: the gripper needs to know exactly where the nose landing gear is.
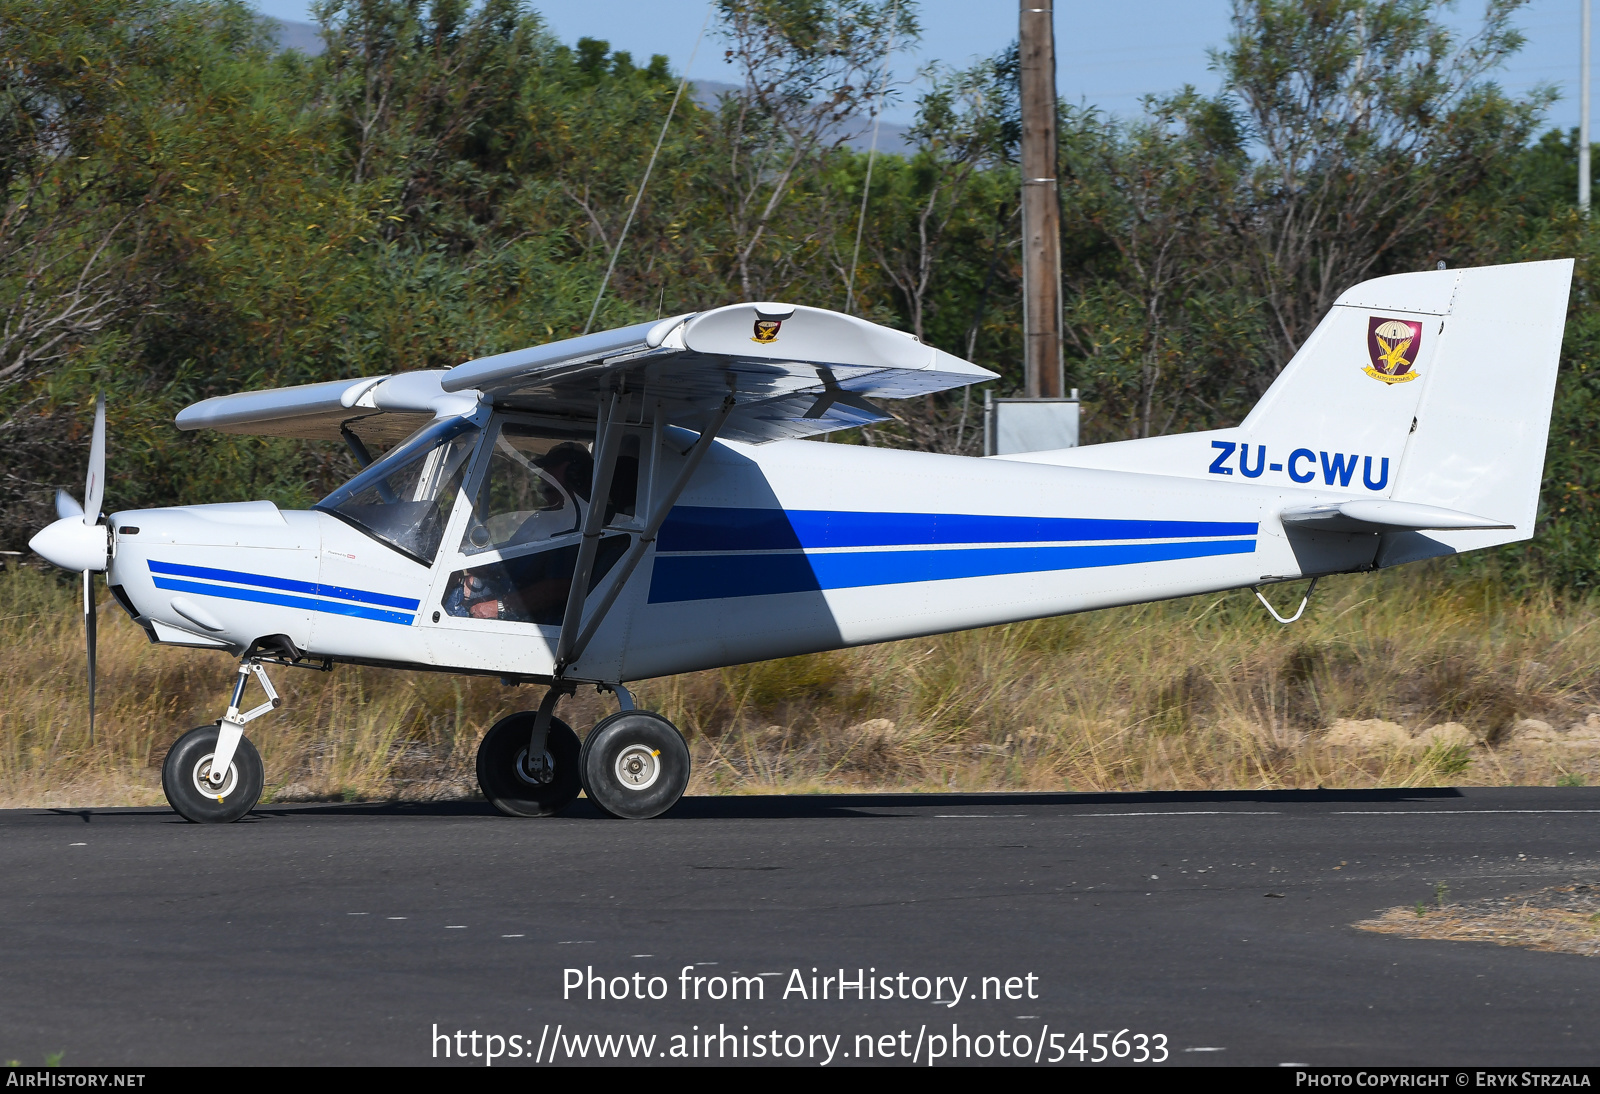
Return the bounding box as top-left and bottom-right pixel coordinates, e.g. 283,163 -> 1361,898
161,657 -> 279,823
162,724 -> 265,823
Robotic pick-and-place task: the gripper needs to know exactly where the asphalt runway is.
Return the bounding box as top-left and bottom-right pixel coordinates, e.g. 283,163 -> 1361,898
2,786 -> 1597,1067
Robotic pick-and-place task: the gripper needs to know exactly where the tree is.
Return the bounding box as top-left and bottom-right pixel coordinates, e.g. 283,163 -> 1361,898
850,52 -> 1019,453
0,0 -> 287,545
1059,92 -> 1261,440
0,0 -> 223,390
312,0 -> 549,247
869,57 -> 1012,343
708,0 -> 918,299
1218,0 -> 1550,385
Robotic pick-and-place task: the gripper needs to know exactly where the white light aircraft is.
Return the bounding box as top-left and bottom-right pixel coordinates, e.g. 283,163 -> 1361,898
28,260 -> 1572,822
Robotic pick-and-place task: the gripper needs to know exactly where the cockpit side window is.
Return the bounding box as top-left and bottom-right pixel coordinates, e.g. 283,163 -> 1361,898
315,417 -> 479,565
461,425 -> 592,556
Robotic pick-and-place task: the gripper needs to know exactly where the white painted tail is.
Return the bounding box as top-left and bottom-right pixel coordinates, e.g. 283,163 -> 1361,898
1005,259 -> 1573,564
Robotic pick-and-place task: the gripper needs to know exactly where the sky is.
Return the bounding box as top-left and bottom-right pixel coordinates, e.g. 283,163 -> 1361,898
248,0 -> 1596,132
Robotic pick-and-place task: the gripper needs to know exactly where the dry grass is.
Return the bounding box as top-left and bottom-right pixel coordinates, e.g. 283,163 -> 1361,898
1356,884 -> 1600,957
3,560 -> 1599,808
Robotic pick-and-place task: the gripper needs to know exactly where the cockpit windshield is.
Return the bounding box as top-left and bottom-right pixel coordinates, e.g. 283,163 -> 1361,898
315,417 -> 479,564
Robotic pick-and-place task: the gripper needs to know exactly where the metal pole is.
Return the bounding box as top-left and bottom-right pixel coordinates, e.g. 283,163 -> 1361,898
1020,0 -> 1064,398
1584,0 -> 1593,212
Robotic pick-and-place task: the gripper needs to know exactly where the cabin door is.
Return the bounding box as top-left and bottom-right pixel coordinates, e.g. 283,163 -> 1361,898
417,414 -> 644,677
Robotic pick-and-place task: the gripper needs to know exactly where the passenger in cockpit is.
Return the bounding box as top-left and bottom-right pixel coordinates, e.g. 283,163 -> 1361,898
533,442 -> 593,507
448,442 -> 596,623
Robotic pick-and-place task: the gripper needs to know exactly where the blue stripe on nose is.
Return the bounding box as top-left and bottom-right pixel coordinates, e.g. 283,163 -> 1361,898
151,575 -> 416,625
147,559 -> 420,610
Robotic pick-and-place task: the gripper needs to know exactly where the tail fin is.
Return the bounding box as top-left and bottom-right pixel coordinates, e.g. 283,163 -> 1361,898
1008,259 -> 1573,565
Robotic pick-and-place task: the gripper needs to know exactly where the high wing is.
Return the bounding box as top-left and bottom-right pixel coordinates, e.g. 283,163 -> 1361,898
173,371 -> 478,445
175,302 -> 997,444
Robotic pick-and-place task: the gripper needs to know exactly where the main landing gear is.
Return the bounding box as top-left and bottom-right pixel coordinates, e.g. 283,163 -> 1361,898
476,710 -> 582,817
476,685 -> 690,820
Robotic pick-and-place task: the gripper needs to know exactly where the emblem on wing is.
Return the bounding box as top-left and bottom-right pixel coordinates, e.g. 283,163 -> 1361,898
752,318 -> 783,344
1364,317 -> 1422,384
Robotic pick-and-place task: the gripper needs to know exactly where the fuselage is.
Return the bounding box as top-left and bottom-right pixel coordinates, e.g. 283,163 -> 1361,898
105,419 -> 1380,686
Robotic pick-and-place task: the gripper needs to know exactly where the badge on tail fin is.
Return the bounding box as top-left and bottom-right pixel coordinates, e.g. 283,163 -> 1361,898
1364,317 -> 1422,384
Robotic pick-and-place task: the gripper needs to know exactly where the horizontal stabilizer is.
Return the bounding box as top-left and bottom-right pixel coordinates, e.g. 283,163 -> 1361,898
1280,499 -> 1513,534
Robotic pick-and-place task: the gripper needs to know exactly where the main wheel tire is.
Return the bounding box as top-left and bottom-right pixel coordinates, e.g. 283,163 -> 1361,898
161,725 -> 264,824
577,724 -> 614,816
477,713 -> 581,817
581,711 -> 690,820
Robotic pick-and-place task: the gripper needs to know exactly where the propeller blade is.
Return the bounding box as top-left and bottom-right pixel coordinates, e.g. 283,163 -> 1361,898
55,489 -> 84,520
84,569 -> 97,744
83,393 -> 106,526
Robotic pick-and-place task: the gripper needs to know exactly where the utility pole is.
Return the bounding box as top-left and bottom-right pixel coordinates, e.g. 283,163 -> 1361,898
989,0 -> 1079,457
1019,0 -> 1063,398
1583,0 -> 1592,213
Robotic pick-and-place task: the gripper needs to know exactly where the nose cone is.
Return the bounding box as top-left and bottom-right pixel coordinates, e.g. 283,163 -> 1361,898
29,516 -> 109,572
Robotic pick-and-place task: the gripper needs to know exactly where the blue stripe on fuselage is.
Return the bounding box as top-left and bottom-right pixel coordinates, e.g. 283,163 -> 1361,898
656,507 -> 1258,553
151,575 -> 416,625
147,559 -> 420,610
647,538 -> 1257,604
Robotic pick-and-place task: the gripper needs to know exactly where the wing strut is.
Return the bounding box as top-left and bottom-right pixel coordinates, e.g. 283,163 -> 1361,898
558,393 -> 737,675
553,391 -> 627,671
529,392 -> 627,761
340,424 -> 374,468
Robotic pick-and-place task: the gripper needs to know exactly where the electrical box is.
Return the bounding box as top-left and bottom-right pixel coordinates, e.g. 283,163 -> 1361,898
983,391 -> 1080,456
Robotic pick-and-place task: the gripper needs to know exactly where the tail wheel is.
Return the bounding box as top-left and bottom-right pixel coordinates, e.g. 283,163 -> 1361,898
581,711 -> 690,820
161,725 -> 264,824
476,712 -> 581,817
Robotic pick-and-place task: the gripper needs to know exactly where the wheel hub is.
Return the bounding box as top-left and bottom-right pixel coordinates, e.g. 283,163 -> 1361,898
191,754 -> 238,800
514,747 -> 555,786
614,743 -> 661,791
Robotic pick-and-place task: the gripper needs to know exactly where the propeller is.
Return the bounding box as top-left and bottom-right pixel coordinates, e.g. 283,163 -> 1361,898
84,394 -> 105,529
82,395 -> 105,744
29,396 -> 108,742
84,563 -> 97,743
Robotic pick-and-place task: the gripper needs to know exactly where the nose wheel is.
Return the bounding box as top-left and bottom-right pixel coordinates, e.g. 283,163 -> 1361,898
579,710 -> 691,819
161,725 -> 264,823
